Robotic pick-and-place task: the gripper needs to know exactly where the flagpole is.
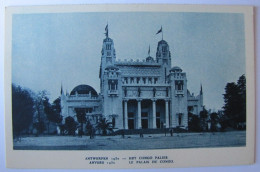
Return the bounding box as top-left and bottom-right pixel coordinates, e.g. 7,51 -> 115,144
162,30 -> 163,40
162,26 -> 163,40
107,22 -> 108,38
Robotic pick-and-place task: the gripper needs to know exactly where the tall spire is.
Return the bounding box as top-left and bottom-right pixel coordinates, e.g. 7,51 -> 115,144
200,84 -> 203,95
105,23 -> 109,38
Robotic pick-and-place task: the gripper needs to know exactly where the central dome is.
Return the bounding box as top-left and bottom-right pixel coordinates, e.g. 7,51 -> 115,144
170,66 -> 182,72
70,84 -> 98,96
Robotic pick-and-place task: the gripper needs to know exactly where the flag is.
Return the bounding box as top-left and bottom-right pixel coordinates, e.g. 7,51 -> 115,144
105,24 -> 108,37
105,24 -> 108,32
156,26 -> 162,34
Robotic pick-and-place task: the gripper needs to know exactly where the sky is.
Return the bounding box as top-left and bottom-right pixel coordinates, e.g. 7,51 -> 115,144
12,12 -> 245,110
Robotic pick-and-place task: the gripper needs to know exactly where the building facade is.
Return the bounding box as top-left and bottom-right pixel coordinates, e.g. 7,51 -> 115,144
61,26 -> 203,130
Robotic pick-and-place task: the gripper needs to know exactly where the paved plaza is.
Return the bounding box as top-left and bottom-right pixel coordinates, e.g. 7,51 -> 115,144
13,131 -> 246,150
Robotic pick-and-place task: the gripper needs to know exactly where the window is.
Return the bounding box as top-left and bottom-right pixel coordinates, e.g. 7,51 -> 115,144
107,51 -> 111,56
143,78 -> 146,84
106,44 -> 111,50
124,77 -> 128,84
162,46 -> 167,52
154,78 -> 158,84
108,80 -> 118,90
148,78 -> 152,84
130,77 -> 134,84
175,80 -> 184,90
137,77 -> 140,84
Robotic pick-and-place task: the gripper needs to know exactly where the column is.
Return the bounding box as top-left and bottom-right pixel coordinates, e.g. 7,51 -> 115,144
165,100 -> 169,128
137,99 -> 142,129
152,99 -> 157,128
124,100 -> 128,129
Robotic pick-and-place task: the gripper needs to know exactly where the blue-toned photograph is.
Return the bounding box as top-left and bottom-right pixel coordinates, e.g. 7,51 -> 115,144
11,12 -> 246,150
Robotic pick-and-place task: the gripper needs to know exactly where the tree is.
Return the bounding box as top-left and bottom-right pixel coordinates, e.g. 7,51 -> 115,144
43,97 -> 63,134
236,75 -> 246,123
33,90 -> 48,136
85,120 -> 95,139
188,112 -> 201,132
96,117 -> 112,135
75,108 -> 86,137
43,97 -> 52,134
12,84 -> 34,140
199,107 -> 208,131
52,97 -> 63,123
85,120 -> 93,136
223,74 -> 246,129
218,110 -> 228,131
64,116 -> 77,136
210,112 -> 219,131
223,82 -> 239,127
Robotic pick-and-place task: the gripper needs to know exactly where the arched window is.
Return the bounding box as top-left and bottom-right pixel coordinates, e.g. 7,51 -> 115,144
162,46 -> 167,52
106,44 -> 111,50
175,80 -> 184,90
108,80 -> 118,90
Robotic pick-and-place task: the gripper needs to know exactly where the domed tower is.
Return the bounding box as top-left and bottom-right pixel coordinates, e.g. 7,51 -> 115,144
156,39 -> 172,83
70,84 -> 98,97
100,24 -> 116,94
156,40 -> 171,65
102,65 -> 123,129
169,66 -> 188,129
60,84 -> 100,123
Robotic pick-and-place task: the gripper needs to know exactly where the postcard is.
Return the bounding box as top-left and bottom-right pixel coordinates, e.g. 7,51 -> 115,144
4,4 -> 255,169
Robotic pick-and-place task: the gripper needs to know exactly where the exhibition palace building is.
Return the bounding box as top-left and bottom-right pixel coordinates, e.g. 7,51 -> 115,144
60,26 -> 203,130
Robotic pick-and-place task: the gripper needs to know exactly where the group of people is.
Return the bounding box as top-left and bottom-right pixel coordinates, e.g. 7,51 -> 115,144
120,128 -> 175,138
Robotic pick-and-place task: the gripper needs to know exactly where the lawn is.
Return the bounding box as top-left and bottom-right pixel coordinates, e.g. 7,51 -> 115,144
13,131 -> 246,150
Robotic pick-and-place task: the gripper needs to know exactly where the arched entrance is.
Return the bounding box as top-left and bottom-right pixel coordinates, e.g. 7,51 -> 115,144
141,99 -> 152,129
156,100 -> 166,128
127,100 -> 137,129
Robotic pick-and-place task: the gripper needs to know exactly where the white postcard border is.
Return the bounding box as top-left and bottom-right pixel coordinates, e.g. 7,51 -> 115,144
4,4 -> 255,169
